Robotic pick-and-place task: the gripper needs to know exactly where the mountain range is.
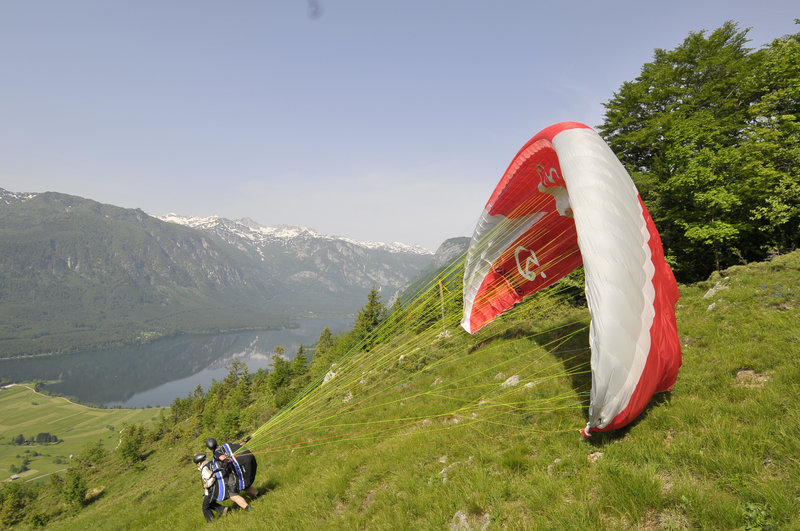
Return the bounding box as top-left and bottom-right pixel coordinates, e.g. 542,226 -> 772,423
156,214 -> 434,315
0,187 -> 459,358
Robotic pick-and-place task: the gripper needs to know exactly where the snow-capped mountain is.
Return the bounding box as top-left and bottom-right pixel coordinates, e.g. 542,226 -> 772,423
0,188 -> 37,205
157,214 -> 435,313
158,214 -> 431,256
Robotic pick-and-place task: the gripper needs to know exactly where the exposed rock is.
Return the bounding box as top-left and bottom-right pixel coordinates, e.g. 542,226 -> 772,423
449,509 -> 490,531
547,458 -> 562,476
588,451 -> 604,463
440,456 -> 475,483
703,280 -> 729,299
501,375 -> 520,388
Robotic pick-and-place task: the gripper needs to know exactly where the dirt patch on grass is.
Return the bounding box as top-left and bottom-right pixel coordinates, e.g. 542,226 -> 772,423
679,335 -> 701,347
360,484 -> 387,514
638,509 -> 690,530
734,369 -> 769,388
658,473 -> 674,494
664,428 -> 675,449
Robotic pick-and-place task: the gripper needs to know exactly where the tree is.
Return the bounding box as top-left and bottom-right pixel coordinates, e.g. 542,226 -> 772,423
600,21 -> 800,280
0,483 -> 26,526
222,362 -> 252,411
353,286 -> 388,350
291,344 -> 308,376
738,27 -> 800,256
79,440 -> 106,466
116,424 -> 145,465
62,469 -> 87,508
218,410 -> 241,440
266,351 -> 292,391
36,432 -> 58,444
316,327 -> 334,357
310,327 -> 337,373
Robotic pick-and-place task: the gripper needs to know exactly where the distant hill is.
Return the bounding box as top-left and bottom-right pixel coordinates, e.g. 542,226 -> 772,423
0,189 -> 435,358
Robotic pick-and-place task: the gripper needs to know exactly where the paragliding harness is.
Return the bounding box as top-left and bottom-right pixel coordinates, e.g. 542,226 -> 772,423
201,457 -> 230,502
214,436 -> 257,492
219,443 -> 245,491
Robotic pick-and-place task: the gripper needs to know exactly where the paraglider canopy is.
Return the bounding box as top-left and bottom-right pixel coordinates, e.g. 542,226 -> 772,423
461,122 -> 681,435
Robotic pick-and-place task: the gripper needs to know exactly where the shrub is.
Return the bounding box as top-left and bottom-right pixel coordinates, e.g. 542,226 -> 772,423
62,469 -> 86,508
117,424 -> 146,465
79,440 -> 107,466
28,511 -> 50,528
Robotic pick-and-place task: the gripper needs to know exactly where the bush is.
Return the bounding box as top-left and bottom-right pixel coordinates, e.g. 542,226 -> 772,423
273,386 -> 295,408
28,511 -> 49,528
218,410 -> 241,441
0,482 -> 29,526
79,440 -> 107,466
62,469 -> 86,508
117,424 -> 146,465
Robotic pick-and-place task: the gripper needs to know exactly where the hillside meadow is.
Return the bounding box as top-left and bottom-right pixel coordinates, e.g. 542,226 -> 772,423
1,251 -> 799,529
0,385 -> 160,482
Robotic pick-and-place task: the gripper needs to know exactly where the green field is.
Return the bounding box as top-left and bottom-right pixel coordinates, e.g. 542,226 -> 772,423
0,385 -> 161,482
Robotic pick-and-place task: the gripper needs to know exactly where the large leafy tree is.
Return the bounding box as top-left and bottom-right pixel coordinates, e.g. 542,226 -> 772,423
600,21 -> 799,281
738,28 -> 800,256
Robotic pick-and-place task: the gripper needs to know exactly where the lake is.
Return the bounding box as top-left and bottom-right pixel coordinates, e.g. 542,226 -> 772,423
0,317 -> 352,408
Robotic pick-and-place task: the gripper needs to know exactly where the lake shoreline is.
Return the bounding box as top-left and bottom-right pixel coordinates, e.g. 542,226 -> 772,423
0,323 -> 301,362
2,317 -> 354,409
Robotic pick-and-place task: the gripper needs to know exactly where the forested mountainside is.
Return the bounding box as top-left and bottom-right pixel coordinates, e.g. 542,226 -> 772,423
0,191 -> 435,358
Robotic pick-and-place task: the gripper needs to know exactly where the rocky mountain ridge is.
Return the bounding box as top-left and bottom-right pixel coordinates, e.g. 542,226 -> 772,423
156,214 -> 434,314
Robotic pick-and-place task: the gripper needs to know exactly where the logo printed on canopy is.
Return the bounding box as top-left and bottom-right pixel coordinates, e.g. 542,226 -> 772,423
515,246 -> 546,282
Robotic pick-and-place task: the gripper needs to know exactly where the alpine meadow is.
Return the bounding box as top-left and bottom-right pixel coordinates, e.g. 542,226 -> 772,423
1,20 -> 799,530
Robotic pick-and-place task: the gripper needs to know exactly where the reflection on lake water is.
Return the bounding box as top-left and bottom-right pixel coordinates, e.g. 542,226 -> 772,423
0,318 -> 352,408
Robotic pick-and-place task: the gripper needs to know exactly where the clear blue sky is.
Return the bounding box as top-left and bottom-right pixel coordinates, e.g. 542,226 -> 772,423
1,1 -> 796,250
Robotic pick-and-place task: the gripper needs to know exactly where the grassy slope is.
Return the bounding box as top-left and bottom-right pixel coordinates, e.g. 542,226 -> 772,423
0,385 -> 160,481
9,252 -> 800,529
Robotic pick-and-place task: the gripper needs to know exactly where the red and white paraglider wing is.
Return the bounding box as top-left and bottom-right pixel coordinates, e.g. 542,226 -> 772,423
461,122 -> 681,435
460,125 -> 586,335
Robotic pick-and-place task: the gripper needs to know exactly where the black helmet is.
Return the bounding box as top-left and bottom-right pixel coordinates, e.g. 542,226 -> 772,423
205,437 -> 218,451
193,453 -> 206,464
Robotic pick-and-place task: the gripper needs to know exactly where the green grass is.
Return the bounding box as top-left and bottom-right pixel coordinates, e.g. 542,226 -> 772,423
0,385 -> 161,482
3,252 -> 800,529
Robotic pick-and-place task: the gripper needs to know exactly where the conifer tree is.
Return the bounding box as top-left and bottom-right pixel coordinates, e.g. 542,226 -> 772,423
352,286 -> 388,351
354,286 -> 387,336
291,344 -> 308,376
